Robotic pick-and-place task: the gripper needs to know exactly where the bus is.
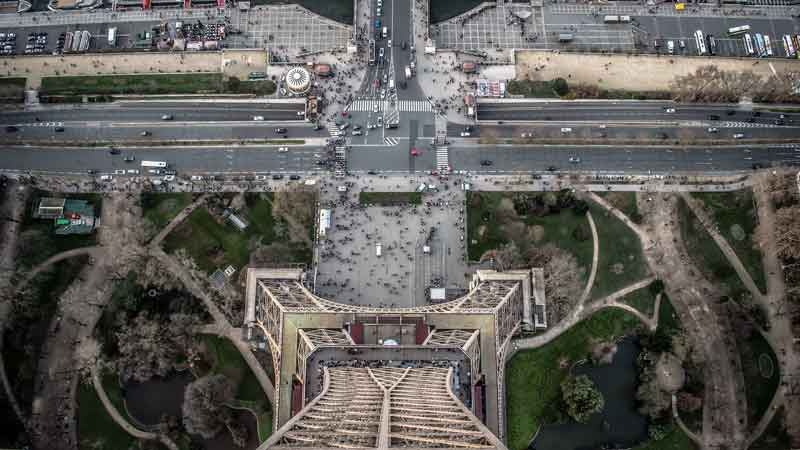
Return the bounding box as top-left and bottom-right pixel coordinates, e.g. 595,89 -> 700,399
792,35 -> 800,59
248,72 -> 267,80
727,25 -> 750,36
368,39 -> 376,65
695,30 -> 707,55
783,35 -> 795,57
603,15 -> 620,23
141,161 -> 168,168
764,35 -> 773,56
744,34 -> 755,56
755,33 -> 766,56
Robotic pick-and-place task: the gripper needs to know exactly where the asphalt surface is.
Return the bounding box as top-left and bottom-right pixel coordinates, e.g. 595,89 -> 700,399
2,143 -> 798,176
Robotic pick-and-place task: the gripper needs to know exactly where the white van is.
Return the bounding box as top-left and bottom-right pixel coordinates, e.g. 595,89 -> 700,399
382,26 -> 388,38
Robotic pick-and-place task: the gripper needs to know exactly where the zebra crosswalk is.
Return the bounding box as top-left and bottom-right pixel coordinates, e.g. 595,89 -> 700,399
435,146 -> 449,171
326,123 -> 342,136
384,137 -> 399,146
347,99 -> 434,113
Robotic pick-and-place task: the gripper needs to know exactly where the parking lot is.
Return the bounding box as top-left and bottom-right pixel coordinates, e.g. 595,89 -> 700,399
314,181 -> 468,308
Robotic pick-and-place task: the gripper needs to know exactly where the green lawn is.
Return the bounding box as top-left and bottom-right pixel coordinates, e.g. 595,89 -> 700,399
358,191 -> 422,206
588,201 -> 649,299
596,191 -> 640,221
40,73 -> 275,96
506,79 -> 560,98
202,335 -> 273,442
737,330 -> 780,426
141,193 -> 194,229
505,308 -> 643,450
657,293 -> 682,335
17,191 -> 101,269
619,288 -> 657,317
163,193 -> 311,273
632,426 -> 698,450
677,198 -> 749,301
0,77 -> 27,102
77,381 -> 139,450
690,190 -> 766,294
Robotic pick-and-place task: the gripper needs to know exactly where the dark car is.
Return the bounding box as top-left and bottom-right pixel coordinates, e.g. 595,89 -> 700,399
109,148 -> 121,155
752,111 -> 761,117
775,119 -> 785,125
707,114 -> 720,121
546,166 -> 557,172
289,175 -> 301,180
272,174 -> 284,180
274,127 -> 287,134
123,155 -> 135,162
464,126 -> 473,132
54,126 -> 65,132
5,125 -> 18,132
401,41 -> 407,50
480,160 -> 492,166
367,170 -> 378,175
86,169 -> 97,175
745,117 -> 755,123
726,110 -> 736,116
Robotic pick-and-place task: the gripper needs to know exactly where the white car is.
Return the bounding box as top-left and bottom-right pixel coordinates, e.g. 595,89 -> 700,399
460,132 -> 471,137
569,156 -> 581,163
148,169 -> 161,175
297,111 -> 305,116
733,133 -> 745,139
388,39 -> 392,47
126,169 -> 139,175
560,127 -> 572,133
255,175 -> 269,181
100,175 -> 113,181
114,169 -> 126,175
381,88 -> 386,99
278,147 -> 289,152
190,175 -> 204,181
163,175 -> 175,181
707,127 -> 719,133
373,104 -> 379,113
664,108 -> 676,113
253,116 -> 264,121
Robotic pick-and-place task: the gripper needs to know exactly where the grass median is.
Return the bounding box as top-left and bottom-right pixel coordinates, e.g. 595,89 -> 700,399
358,191 -> 422,206
40,73 -> 275,96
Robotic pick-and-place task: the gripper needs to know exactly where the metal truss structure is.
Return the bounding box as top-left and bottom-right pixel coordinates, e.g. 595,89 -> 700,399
244,268 -> 548,450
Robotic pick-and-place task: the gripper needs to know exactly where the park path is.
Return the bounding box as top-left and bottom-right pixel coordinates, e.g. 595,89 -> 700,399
578,210 -> 598,304
150,194 -> 208,246
629,193 -> 747,450
17,246 -> 103,289
746,173 -> 800,446
90,362 -> 179,450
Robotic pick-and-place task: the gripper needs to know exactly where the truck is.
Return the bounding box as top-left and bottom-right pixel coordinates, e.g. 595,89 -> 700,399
558,33 -> 573,43
375,243 -> 382,257
389,79 -> 395,90
108,27 -> 117,46
404,66 -> 412,79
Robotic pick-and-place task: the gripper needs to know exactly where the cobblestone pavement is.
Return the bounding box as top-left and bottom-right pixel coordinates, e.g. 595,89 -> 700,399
431,3 -> 543,50
314,177 -> 468,308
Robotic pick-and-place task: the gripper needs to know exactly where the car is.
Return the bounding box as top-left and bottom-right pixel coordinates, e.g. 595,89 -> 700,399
373,104 -> 379,113
255,175 -> 269,181
367,170 -> 378,175
411,148 -> 419,156
656,132 -> 669,139
148,169 -> 161,175
253,115 -> 265,121
190,175 -> 204,181
560,127 -> 572,133
352,130 -> 363,136
745,117 -> 755,123
114,169 -> 126,175
707,127 -> 719,133
480,160 -> 492,166
752,111 -> 761,117
297,111 -> 305,117
546,166 -> 558,172
460,132 -> 471,137
289,175 -> 301,180
163,175 -> 175,181
278,147 -> 289,152
376,7 -> 382,15
123,155 -> 135,162
109,148 -> 121,155
100,175 -> 113,181
379,47 -> 385,59
54,126 -> 65,132
163,169 -> 177,175
401,41 -> 407,50
664,108 -> 676,113
568,156 -> 581,163
377,116 -> 383,127
381,88 -> 386,98
161,114 -> 174,120
86,169 -> 97,175
726,110 -> 736,116
272,174 -> 284,180
353,125 -> 362,131
274,127 -> 287,134
733,133 -> 745,139
140,131 -> 151,136
5,125 -> 18,132
388,39 -> 392,48
374,19 -> 381,29
775,119 -> 785,125
707,114 -> 720,120
463,126 -> 473,132
521,132 -> 533,138
313,123 -> 323,131
126,169 -> 139,175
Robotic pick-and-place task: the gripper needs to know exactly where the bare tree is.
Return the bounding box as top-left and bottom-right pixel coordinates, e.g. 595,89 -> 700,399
182,374 -> 235,439
776,205 -> 800,260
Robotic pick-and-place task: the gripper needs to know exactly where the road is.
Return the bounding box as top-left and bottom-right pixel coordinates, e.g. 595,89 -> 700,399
1,143 -> 797,176
476,100 -> 799,124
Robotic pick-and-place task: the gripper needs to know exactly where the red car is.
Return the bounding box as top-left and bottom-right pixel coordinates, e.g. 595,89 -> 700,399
411,148 -> 419,156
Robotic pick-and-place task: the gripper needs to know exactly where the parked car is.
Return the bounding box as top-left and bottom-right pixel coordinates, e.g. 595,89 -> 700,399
161,114 -> 174,120
480,160 -> 493,166
274,127 -> 288,134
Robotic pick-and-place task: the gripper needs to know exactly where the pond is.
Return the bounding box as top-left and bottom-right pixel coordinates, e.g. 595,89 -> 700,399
124,371 -> 261,450
530,339 -> 648,450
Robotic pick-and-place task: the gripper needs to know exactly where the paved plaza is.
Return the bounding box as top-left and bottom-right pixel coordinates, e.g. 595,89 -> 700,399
431,3 -> 543,51
314,180 -> 468,308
